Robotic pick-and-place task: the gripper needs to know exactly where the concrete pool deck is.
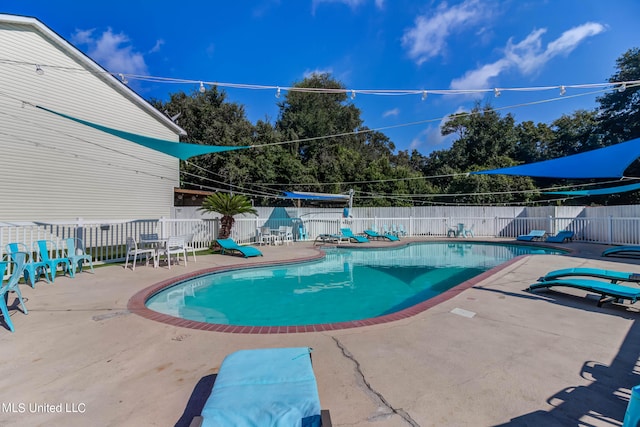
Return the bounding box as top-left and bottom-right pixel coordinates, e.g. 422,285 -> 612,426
0,238 -> 639,426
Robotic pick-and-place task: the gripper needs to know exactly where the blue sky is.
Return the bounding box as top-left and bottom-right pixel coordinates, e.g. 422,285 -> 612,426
4,0 -> 639,154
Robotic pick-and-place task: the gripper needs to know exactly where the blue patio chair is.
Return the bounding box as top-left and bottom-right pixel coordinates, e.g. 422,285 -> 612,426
516,230 -> 547,241
340,228 -> 369,243
602,246 -> 640,258
65,238 -> 94,275
193,347 -> 331,427
545,230 -> 574,243
363,229 -> 399,241
5,242 -> 51,287
35,240 -> 73,282
539,267 -> 640,284
298,225 -> 309,241
216,238 -> 263,258
0,257 -> 29,332
527,278 -> 640,307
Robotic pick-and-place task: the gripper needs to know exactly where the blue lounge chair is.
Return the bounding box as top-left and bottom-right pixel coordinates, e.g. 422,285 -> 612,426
215,238 -> 263,258
545,230 -> 575,243
0,257 -> 29,332
516,230 -> 547,241
527,278 -> 640,307
539,267 -> 640,284
314,234 -> 343,245
340,228 -> 369,243
363,229 -> 399,241
35,240 -> 73,282
602,246 -> 640,258
65,238 -> 94,275
5,242 -> 51,287
193,347 -> 331,427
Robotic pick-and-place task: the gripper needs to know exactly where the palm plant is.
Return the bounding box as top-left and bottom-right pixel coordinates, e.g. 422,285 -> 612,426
199,193 -> 258,240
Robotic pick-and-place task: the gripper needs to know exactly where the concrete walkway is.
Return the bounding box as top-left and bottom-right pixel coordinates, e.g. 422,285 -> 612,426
0,239 -> 638,426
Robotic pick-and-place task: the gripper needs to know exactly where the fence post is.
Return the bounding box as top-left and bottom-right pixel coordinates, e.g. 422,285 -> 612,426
159,216 -> 166,238
548,215 -> 554,235
494,216 -> 498,237
75,217 -> 84,244
409,216 -> 413,237
607,215 -> 613,244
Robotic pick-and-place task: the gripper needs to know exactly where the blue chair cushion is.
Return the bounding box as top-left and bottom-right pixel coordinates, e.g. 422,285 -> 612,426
200,347 -> 322,427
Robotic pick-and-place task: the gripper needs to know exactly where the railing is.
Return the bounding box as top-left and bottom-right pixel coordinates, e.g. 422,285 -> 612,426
3,215 -> 640,272
0,218 -> 217,266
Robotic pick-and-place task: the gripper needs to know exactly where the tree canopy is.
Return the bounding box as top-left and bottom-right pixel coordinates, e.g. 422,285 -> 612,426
151,47 -> 640,207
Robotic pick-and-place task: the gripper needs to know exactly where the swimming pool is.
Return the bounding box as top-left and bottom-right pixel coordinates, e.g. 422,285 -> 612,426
145,242 -> 564,329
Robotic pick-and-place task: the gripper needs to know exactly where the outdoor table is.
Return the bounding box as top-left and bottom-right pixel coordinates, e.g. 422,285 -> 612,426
139,238 -> 168,267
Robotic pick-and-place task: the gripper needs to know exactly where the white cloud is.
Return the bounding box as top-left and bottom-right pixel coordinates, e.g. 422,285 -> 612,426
382,108 -> 399,118
401,0 -> 490,65
451,22 -> 605,90
149,39 -> 165,54
374,0 -> 385,9
72,28 -> 148,75
409,112 -> 458,151
450,59 -> 510,91
303,67 -> 334,78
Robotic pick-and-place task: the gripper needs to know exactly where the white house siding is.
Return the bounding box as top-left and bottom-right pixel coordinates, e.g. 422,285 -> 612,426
0,16 -> 183,220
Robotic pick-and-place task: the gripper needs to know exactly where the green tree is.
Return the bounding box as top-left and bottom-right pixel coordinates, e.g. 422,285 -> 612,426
199,193 -> 258,240
543,110 -> 602,159
597,47 -> 640,144
151,85 -> 255,194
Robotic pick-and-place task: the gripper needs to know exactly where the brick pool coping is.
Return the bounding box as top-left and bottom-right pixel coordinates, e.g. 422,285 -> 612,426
128,240 -> 571,334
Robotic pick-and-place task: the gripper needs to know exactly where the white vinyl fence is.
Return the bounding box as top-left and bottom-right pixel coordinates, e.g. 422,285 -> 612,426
2,212 -> 640,268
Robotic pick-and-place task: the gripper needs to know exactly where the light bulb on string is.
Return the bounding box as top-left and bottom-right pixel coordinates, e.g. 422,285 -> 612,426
199,82 -> 206,93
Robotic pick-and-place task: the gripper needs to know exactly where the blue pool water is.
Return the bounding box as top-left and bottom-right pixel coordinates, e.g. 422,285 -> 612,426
146,242 -> 563,326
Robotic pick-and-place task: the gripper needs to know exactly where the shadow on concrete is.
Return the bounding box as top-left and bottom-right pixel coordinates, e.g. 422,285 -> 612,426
485,296 -> 640,426
174,374 -> 216,427
476,285 -> 640,319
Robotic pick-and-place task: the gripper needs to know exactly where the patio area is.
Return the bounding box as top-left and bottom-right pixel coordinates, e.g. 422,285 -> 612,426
0,238 -> 639,426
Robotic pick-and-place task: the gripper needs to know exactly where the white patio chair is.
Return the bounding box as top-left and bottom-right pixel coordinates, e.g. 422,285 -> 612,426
259,226 -> 277,246
124,237 -> 157,270
159,236 -> 187,269
183,233 -> 197,262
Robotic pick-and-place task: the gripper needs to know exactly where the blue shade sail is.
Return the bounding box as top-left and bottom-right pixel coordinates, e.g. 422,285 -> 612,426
472,138 -> 640,179
544,182 -> 640,196
36,106 -> 250,160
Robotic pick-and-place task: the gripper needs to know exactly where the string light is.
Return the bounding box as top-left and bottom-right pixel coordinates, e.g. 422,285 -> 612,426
421,90 -> 427,101
275,87 -> 280,98
118,73 -> 128,84
559,85 -> 566,96
350,90 -> 356,100
3,58 -> 639,98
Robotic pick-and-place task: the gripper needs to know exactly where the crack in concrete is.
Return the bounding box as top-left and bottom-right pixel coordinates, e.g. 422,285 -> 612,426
332,336 -> 421,427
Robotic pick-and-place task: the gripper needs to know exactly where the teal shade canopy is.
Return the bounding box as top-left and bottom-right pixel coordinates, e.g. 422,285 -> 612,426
37,106 -> 250,160
544,182 -> 640,196
472,138 -> 640,179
